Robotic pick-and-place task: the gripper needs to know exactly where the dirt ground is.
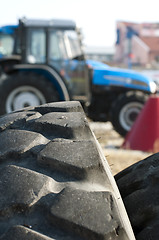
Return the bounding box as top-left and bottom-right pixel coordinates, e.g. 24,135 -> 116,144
89,121 -> 152,176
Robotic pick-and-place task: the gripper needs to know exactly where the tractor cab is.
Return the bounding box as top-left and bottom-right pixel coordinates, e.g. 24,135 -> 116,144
18,18 -> 89,101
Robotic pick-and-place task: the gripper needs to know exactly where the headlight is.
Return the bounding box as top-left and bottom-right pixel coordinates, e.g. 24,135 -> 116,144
149,81 -> 157,93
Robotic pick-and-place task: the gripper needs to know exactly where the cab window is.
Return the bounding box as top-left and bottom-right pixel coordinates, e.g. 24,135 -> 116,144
0,34 -> 14,57
49,31 -> 67,60
27,29 -> 46,63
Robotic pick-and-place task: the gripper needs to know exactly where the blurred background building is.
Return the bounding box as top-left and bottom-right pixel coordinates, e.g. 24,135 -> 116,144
115,21 -> 159,68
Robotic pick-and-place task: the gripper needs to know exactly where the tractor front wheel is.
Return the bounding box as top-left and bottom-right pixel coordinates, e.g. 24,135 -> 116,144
110,91 -> 148,136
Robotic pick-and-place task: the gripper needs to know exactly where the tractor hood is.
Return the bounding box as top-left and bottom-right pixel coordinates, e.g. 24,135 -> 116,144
86,59 -> 157,93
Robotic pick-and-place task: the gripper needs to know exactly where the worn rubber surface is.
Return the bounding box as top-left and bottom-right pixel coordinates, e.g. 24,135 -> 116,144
0,101 -> 135,239
115,152 -> 159,240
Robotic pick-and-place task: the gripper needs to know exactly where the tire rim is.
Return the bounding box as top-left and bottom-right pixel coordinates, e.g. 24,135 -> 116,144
6,86 -> 46,113
119,102 -> 143,131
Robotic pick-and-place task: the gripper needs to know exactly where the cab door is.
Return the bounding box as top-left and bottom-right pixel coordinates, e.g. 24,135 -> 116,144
48,29 -> 89,102
26,28 -> 46,64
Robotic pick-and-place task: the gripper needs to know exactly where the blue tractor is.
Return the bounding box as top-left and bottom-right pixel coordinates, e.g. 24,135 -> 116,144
0,18 -> 156,136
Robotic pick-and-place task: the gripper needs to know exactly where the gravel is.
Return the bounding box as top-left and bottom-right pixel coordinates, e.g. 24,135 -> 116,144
89,121 -> 152,175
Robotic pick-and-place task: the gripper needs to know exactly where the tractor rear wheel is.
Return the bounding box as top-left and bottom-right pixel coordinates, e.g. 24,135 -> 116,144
0,72 -> 60,115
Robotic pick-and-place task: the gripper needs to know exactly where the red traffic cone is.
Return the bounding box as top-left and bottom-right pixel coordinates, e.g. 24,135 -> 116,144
122,95 -> 159,153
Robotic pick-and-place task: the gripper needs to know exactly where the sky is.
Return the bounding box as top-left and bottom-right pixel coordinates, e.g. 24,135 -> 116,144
1,0 -> 159,47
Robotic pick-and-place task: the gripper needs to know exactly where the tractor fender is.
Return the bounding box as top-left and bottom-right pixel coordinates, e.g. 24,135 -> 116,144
13,64 -> 70,101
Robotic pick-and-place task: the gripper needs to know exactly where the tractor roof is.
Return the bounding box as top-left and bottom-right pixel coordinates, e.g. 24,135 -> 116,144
20,18 -> 76,30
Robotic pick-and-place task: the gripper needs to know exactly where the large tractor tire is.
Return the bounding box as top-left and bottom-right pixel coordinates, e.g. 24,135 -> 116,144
0,101 -> 135,239
0,72 -> 60,115
115,153 -> 159,240
111,91 -> 148,136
